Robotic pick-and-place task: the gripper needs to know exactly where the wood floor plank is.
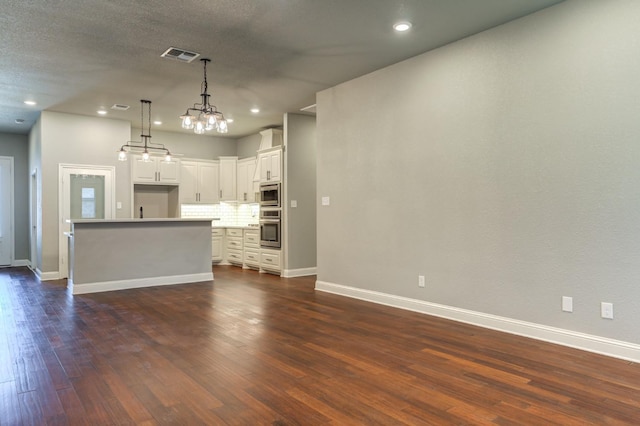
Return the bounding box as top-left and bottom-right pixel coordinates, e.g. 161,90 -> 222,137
1,265 -> 640,424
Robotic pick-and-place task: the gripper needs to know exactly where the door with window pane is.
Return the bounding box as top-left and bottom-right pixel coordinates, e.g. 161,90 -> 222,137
59,165 -> 114,279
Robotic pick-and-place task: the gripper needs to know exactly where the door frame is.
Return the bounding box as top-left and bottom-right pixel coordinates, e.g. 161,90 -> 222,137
58,163 -> 116,278
30,168 -> 38,270
0,156 -> 14,267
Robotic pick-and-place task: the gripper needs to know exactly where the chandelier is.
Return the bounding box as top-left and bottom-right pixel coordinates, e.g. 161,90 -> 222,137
180,58 -> 228,134
118,100 -> 172,162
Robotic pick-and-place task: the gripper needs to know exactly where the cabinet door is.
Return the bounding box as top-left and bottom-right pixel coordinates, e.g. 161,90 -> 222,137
180,161 -> 198,203
219,158 -> 237,201
158,159 -> 180,184
212,237 -> 223,262
237,158 -> 257,203
132,155 -> 158,183
259,153 -> 270,182
268,150 -> 281,182
198,162 -> 219,204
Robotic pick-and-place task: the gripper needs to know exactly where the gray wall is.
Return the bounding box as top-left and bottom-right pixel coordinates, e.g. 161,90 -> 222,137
316,0 -> 640,344
40,111 -> 131,273
284,113 -> 316,271
131,128 -> 237,160
236,133 -> 262,159
0,133 -> 29,261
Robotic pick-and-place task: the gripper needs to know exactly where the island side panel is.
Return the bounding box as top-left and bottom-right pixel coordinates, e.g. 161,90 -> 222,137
70,220 -> 212,290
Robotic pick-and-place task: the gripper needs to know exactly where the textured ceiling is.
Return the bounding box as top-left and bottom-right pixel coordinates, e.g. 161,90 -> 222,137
0,0 -> 563,137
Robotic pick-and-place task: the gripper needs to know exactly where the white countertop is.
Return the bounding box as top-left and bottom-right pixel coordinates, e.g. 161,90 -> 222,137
69,218 -> 216,224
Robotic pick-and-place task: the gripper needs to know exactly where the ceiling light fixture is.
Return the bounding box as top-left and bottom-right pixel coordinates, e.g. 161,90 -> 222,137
180,58 -> 228,135
250,108 -> 260,114
97,109 -> 107,115
24,100 -> 36,106
118,100 -> 172,162
393,21 -> 412,32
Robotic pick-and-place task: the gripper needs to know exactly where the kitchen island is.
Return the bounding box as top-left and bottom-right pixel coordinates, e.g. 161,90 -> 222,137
67,218 -> 214,294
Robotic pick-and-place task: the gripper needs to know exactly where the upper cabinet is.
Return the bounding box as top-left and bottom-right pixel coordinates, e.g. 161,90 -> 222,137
237,157 -> 257,203
131,155 -> 181,184
180,160 -> 219,204
219,157 -> 237,202
258,147 -> 282,183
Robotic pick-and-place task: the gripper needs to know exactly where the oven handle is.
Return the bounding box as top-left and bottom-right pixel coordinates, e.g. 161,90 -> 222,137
259,219 -> 280,224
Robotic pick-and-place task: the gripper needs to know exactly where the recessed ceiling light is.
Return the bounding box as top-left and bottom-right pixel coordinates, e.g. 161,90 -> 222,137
153,120 -> 162,125
24,100 -> 36,106
226,118 -> 234,123
393,21 -> 412,32
97,110 -> 107,115
250,108 -> 260,114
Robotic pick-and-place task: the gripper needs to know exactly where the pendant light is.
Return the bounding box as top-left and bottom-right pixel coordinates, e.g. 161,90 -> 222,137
118,100 -> 173,162
180,58 -> 228,134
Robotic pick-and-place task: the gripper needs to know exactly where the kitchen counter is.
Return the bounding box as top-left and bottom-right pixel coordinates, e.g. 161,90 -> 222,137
67,218 -> 214,294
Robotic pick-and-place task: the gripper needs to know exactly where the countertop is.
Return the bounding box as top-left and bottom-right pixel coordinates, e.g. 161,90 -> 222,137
69,218 -> 216,224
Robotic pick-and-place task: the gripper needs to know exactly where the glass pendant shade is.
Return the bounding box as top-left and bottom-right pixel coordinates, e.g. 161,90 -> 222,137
141,150 -> 150,162
164,152 -> 172,162
205,113 -> 217,131
194,120 -> 206,134
118,148 -> 127,161
217,119 -> 228,133
181,113 -> 195,129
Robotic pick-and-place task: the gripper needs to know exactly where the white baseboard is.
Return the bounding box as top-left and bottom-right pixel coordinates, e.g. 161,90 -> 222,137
12,259 -> 30,267
315,280 -> 640,363
70,272 -> 214,295
37,269 -> 60,281
283,267 -> 317,278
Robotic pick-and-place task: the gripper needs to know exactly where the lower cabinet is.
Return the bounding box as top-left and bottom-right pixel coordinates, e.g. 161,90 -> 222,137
243,229 -> 260,269
212,228 -> 224,262
260,248 -> 281,274
226,228 -> 244,266
211,227 -> 281,275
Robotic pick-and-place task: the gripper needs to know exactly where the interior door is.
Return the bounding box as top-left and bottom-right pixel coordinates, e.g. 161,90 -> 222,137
59,165 -> 115,279
0,157 -> 13,266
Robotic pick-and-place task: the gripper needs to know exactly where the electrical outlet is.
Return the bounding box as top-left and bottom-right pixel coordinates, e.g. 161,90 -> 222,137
418,275 -> 425,288
562,296 -> 573,312
601,302 -> 614,319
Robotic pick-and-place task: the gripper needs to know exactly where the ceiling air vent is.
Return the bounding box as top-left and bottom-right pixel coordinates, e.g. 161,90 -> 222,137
161,47 -> 200,63
111,104 -> 130,111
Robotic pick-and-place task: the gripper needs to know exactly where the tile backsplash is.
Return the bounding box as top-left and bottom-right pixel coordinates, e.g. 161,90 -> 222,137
181,203 -> 259,226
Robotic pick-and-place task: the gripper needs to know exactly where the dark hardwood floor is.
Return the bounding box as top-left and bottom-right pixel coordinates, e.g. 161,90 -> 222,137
1,266 -> 639,425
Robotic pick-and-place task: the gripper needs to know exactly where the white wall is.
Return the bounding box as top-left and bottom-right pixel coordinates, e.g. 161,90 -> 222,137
316,0 -> 640,349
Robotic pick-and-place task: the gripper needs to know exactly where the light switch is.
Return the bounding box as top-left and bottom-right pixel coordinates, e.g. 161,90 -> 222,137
291,200 -> 297,208
116,201 -> 122,209
322,196 -> 330,206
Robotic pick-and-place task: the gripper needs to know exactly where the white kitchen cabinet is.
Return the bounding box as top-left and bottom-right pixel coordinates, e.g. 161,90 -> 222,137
258,148 -> 281,183
243,228 -> 260,269
219,157 -> 237,202
237,157 -> 258,203
212,228 -> 224,262
260,248 -> 281,274
131,155 -> 180,184
226,228 -> 243,265
180,160 -> 219,204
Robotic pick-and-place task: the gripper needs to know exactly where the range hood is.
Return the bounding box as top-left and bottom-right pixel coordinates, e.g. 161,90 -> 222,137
253,129 -> 283,182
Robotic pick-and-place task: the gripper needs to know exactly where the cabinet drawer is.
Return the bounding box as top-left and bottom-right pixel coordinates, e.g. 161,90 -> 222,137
226,237 -> 243,250
244,231 -> 259,245
226,228 -> 243,237
244,249 -> 260,265
260,250 -> 281,270
212,228 -> 224,237
227,249 -> 243,263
